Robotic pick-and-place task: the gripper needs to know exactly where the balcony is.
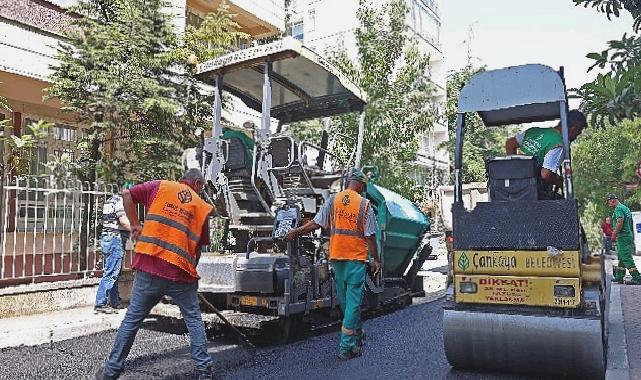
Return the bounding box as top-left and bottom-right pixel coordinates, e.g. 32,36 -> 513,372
0,20 -> 61,83
186,0 -> 285,38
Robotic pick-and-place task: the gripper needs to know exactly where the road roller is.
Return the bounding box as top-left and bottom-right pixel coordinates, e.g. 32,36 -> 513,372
443,64 -> 607,379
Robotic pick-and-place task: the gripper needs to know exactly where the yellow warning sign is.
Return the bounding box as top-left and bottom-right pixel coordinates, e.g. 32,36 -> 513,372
453,250 -> 580,277
454,275 -> 581,308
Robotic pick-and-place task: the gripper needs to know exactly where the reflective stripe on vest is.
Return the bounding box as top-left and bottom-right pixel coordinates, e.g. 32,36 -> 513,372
144,213 -> 201,244
328,190 -> 369,261
137,235 -> 198,267
135,181 -> 213,278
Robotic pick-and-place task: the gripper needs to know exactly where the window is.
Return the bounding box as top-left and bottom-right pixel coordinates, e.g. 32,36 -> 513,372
27,146 -> 48,175
307,9 -> 316,32
421,135 -> 435,156
410,1 -> 417,30
186,8 -> 204,28
292,21 -> 304,40
53,124 -> 76,142
412,2 -> 440,45
54,148 -> 76,162
420,0 -> 438,14
20,118 -> 80,175
237,38 -> 250,50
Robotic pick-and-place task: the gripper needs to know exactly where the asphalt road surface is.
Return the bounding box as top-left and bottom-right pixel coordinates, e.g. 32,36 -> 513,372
0,295 -> 547,380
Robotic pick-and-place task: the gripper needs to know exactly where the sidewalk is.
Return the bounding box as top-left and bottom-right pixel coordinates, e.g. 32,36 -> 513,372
606,255 -> 641,380
0,306 -> 125,349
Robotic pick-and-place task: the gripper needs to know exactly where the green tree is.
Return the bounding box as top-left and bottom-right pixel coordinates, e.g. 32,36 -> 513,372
573,0 -> 641,125
0,95 -> 52,178
573,119 -> 641,247
318,0 -> 438,199
571,0 -> 641,249
182,2 -> 248,63
47,0 -> 245,183
0,119 -> 51,179
443,65 -> 513,183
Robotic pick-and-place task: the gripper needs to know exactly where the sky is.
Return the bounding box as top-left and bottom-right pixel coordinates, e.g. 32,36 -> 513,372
442,0 -> 634,108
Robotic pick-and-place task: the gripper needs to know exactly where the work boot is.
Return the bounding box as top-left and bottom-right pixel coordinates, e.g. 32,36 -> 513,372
94,305 -> 117,314
337,345 -> 362,360
197,366 -> 215,380
95,368 -> 118,380
357,331 -> 367,348
625,279 -> 641,285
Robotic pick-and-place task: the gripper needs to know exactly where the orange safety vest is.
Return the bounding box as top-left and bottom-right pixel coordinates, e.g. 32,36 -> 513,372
328,189 -> 370,262
135,181 -> 213,278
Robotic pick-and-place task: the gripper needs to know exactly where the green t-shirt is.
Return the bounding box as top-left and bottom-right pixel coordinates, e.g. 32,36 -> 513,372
221,129 -> 255,165
519,127 -> 564,166
612,202 -> 634,238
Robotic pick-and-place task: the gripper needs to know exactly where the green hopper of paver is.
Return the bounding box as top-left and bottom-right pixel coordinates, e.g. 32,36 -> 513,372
366,184 -> 431,278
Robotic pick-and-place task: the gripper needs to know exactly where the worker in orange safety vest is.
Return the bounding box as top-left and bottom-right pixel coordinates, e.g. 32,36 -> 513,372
101,169 -> 215,380
285,168 -> 381,360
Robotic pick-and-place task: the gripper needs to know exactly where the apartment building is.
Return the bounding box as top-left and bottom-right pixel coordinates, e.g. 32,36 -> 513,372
167,0 -> 285,127
169,0 -> 283,40
0,0 -> 79,176
0,0 -> 284,176
0,0 -> 285,283
289,0 -> 448,188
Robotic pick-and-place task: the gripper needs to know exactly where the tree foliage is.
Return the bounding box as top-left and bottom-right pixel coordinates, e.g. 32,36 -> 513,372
0,96 -> 53,178
0,119 -> 52,179
320,0 -> 438,199
573,0 -> 641,125
574,0 -> 641,30
182,3 -> 248,63
571,0 -> 641,249
573,118 -> 641,246
48,0 -> 245,183
443,65 -> 513,183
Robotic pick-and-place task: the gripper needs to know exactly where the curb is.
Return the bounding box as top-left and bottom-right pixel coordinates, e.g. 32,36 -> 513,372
606,283 -> 630,380
0,307 -> 125,349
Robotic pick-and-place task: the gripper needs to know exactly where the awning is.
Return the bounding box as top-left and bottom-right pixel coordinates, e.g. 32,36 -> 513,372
196,38 -> 366,123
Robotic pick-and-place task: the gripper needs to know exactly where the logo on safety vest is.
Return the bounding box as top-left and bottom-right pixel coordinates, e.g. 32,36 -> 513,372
341,194 -> 351,206
458,252 -> 469,271
177,189 -> 193,204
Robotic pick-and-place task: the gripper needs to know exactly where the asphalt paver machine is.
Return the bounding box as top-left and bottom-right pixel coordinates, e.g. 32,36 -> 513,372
154,38 -> 432,341
442,64 -> 607,378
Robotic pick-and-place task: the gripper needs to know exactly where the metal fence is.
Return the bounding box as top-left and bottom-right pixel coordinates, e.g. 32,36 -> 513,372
0,176 -> 134,286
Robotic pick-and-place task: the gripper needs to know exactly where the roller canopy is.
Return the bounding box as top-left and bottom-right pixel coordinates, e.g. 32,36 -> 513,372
457,64 -> 567,126
196,38 -> 366,123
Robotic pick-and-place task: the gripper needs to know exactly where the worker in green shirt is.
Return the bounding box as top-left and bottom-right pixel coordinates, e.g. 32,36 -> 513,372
505,110 -> 587,192
608,193 -> 641,285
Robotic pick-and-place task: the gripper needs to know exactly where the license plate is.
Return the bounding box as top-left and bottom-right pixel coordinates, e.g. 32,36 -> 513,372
240,295 -> 259,306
